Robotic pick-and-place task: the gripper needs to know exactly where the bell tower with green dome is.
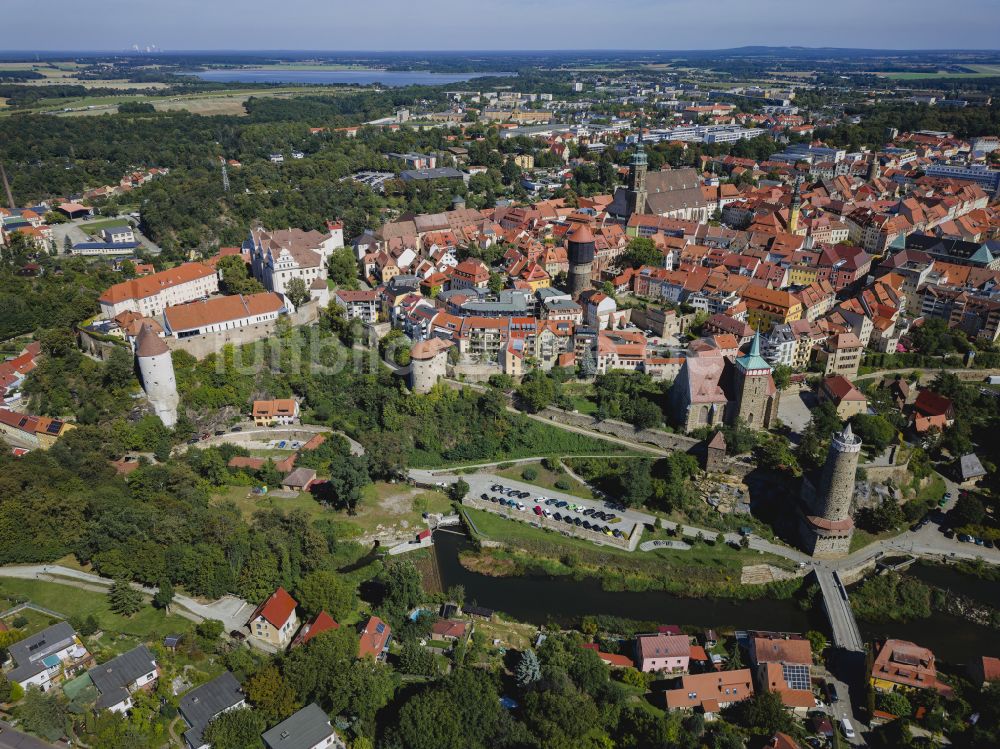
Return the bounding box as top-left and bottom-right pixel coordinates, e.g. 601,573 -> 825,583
733,330 -> 778,430
626,137 -> 648,217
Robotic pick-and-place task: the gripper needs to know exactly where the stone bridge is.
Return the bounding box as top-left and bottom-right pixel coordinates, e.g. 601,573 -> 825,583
815,567 -> 864,652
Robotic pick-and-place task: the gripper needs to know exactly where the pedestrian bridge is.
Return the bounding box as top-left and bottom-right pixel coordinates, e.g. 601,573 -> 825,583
815,568 -> 865,652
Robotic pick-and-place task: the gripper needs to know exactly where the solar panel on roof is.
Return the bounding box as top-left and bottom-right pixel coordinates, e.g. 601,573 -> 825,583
375,622 -> 385,634
46,421 -> 62,434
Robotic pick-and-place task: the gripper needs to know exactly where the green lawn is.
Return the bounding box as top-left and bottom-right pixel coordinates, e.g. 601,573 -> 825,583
213,481 -> 453,538
462,506 -> 794,595
79,218 -> 132,235
493,461 -> 595,500
213,484 -> 327,521
0,578 -> 191,643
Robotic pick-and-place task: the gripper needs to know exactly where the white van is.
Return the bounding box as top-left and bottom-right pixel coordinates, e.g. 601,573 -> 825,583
841,717 -> 856,739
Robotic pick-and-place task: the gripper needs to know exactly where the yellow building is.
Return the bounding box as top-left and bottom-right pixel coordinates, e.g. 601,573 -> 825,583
788,264 -> 820,286
741,286 -> 802,331
246,588 -> 300,648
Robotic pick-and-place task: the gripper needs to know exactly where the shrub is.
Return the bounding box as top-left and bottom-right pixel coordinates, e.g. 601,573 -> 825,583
554,479 -> 572,490
521,467 -> 538,481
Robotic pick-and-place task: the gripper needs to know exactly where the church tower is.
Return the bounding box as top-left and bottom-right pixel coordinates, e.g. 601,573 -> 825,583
626,139 -> 648,217
135,323 -> 179,428
733,331 -> 777,430
788,177 -> 802,234
801,423 -> 861,558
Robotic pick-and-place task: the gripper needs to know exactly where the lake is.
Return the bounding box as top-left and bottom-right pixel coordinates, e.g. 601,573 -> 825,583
189,69 -> 513,87
433,531 -> 995,663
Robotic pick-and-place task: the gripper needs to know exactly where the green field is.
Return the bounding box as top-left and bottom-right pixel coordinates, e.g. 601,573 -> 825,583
493,461 -> 595,500
0,577 -> 191,643
878,64 -> 1000,80
461,506 -> 798,596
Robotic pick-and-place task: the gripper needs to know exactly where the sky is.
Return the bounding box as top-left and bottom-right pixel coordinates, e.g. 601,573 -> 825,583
3,0 -> 1000,51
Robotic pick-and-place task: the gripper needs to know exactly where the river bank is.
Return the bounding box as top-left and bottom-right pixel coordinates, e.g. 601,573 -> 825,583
433,530 -> 996,664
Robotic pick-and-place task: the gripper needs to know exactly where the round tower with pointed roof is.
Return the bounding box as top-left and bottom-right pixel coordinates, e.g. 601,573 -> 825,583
802,422 -> 861,557
135,323 -> 179,428
566,223 -> 596,299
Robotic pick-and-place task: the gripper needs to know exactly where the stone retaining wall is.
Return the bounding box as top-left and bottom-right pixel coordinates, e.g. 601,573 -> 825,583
164,302 -> 321,359
463,496 -> 632,550
536,406 -> 701,454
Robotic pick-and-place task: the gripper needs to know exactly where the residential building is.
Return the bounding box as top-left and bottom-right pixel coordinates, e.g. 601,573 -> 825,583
291,611 -> 340,649
180,672 -> 246,749
741,286 -> 802,331
333,290 -> 378,323
967,656 -> 1000,689
358,616 -> 391,661
818,375 -> 868,419
451,259 -> 490,290
5,622 -> 92,693
88,645 -> 159,714
246,587 -> 300,648
252,399 -> 300,427
98,262 -> 219,319
262,703 -> 344,749
749,635 -> 814,713
162,292 -> 287,338
430,620 -> 468,642
818,333 -> 863,380
635,633 -> 691,674
663,669 -> 755,718
870,639 -> 954,698
578,289 -> 618,330
0,408 -> 73,450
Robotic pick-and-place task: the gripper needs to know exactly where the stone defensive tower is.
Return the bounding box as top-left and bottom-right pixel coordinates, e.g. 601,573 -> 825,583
135,323 -> 179,428
566,223 -> 595,299
408,338 -> 452,394
801,423 -> 861,557
733,331 -> 777,430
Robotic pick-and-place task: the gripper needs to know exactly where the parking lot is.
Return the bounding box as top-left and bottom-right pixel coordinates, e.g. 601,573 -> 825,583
419,471 -> 658,549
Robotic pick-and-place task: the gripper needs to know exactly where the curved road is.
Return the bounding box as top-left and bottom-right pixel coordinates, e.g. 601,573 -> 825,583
0,565 -> 250,632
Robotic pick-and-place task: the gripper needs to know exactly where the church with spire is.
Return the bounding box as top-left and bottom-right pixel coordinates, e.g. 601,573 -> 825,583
606,137 -> 708,223
670,331 -> 780,432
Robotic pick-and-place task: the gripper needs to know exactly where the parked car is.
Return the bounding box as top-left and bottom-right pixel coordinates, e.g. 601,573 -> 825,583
840,718 -> 855,739
533,506 -> 543,516
825,683 -> 839,703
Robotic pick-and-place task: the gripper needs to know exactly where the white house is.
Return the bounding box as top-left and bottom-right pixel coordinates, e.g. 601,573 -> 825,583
99,224 -> 136,244
88,645 -> 159,714
6,622 -> 92,692
262,703 -> 345,749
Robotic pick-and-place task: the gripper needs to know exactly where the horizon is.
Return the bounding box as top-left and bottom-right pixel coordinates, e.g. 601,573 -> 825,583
3,45 -> 1000,55
4,0 -> 1000,52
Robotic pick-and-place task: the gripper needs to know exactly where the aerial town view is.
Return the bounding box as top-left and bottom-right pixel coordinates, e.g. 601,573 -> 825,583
2,4 -> 1000,749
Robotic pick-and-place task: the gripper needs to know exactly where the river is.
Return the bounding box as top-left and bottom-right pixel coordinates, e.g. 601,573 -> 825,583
433,531 -> 995,663
188,69 -> 513,87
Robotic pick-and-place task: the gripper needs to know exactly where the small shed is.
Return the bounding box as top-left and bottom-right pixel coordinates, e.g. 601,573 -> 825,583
281,467 -> 317,492
959,453 -> 987,485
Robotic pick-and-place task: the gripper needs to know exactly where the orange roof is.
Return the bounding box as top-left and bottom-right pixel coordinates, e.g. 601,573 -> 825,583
358,616 -> 391,659
164,292 -> 284,332
248,587 -> 297,629
292,610 -> 340,647
99,262 -> 216,305
252,399 -> 298,418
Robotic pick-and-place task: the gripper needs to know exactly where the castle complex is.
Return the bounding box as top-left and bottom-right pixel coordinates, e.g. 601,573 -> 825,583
800,423 -> 861,557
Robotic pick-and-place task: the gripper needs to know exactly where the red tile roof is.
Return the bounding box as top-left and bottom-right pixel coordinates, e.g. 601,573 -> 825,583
249,587 -> 297,629
292,611 -> 339,647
